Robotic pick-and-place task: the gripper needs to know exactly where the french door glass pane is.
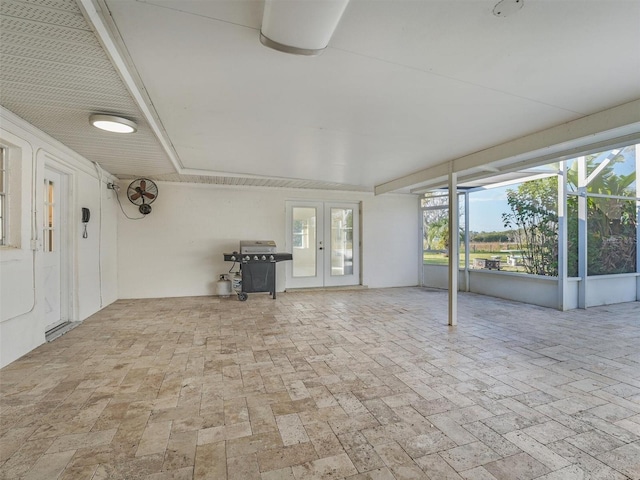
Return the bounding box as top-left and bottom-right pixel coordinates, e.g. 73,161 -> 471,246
43,179 -> 54,252
330,208 -> 353,276
292,207 -> 317,277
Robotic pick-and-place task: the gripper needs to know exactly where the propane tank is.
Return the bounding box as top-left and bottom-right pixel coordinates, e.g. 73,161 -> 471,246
216,274 -> 232,298
232,271 -> 242,293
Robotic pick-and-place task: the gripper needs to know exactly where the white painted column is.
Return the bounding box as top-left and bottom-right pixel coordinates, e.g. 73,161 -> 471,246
577,157 -> 587,309
418,196 -> 425,287
636,144 -> 640,301
557,164 -> 568,310
448,170 -> 458,326
464,192 -> 470,293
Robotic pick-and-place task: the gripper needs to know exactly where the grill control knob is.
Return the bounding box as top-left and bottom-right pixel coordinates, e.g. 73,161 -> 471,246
269,255 -> 274,261
253,255 -> 259,260
230,255 -> 236,261
244,256 -> 250,261
261,255 -> 266,260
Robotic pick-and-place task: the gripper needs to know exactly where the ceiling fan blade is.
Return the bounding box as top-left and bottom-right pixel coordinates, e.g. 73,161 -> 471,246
130,192 -> 141,201
139,179 -> 146,191
143,192 -> 156,199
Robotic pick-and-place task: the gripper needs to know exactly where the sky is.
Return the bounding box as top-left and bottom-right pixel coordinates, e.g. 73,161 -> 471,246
468,186 -> 511,232
466,145 -> 637,233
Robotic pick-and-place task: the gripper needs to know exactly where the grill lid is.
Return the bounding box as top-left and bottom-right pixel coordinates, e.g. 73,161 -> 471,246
240,240 -> 277,254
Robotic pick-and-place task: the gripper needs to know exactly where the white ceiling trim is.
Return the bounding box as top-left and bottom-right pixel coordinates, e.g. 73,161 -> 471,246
376,99 -> 640,195
406,130 -> 640,194
116,173 -> 372,193
75,0 -> 639,191
413,171 -> 559,195
78,0 -> 183,173
80,0 -> 344,186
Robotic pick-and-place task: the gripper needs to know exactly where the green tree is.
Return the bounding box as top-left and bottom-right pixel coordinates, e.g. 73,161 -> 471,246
424,214 -> 464,252
426,217 -> 450,251
423,206 -> 447,251
502,177 -> 558,276
567,150 -> 637,275
471,231 -> 512,243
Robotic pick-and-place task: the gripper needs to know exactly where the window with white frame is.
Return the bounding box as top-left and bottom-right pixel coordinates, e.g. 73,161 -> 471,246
421,192 -> 465,267
0,142 -> 23,248
0,147 -> 6,246
422,142 -> 638,278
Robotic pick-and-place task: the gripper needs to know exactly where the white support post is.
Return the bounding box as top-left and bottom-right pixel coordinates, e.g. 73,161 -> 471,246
636,144 -> 640,301
419,196 -> 425,287
448,170 -> 458,326
557,164 -> 568,310
577,157 -> 588,309
464,192 -> 470,293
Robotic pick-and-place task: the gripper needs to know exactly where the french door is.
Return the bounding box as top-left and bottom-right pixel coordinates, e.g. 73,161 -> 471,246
43,167 -> 65,332
285,201 -> 360,288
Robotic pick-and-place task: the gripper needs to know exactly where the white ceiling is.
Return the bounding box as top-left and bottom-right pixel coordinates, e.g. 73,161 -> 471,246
2,0 -> 639,192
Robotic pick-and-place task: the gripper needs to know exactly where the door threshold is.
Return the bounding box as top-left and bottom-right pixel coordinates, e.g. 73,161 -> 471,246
285,285 -> 368,293
46,321 -> 81,342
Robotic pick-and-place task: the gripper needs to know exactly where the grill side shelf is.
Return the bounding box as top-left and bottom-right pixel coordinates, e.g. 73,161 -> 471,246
223,253 -> 293,263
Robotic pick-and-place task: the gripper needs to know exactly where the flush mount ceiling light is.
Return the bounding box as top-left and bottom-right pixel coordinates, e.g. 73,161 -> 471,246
89,114 -> 137,133
260,0 -> 350,56
493,0 -> 524,17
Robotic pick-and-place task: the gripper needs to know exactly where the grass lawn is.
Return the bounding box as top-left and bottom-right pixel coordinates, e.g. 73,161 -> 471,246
423,251 -> 526,273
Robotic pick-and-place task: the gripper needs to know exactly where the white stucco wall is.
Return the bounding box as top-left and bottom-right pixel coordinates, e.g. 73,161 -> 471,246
0,109 -> 118,367
117,183 -> 419,299
423,264 -> 568,308
586,274 -> 639,307
423,262 -> 640,310
468,270 -> 560,308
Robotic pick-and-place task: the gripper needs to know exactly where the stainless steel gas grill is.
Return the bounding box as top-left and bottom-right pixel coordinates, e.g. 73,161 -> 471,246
223,241 -> 292,301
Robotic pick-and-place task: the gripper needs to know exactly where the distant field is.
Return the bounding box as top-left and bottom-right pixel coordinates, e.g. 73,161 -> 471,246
423,251 -> 525,272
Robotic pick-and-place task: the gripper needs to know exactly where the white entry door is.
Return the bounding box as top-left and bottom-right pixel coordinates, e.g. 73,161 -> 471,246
43,167 -> 65,331
285,201 -> 360,288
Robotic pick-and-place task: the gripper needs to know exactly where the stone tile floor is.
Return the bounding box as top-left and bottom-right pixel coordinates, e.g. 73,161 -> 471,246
1,288 -> 639,479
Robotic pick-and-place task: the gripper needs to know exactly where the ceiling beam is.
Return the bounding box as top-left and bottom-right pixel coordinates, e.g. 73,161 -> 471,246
78,0 -> 184,174
375,99 -> 640,195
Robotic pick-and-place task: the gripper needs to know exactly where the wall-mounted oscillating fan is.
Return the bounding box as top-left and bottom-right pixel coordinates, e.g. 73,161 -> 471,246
127,178 -> 158,215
